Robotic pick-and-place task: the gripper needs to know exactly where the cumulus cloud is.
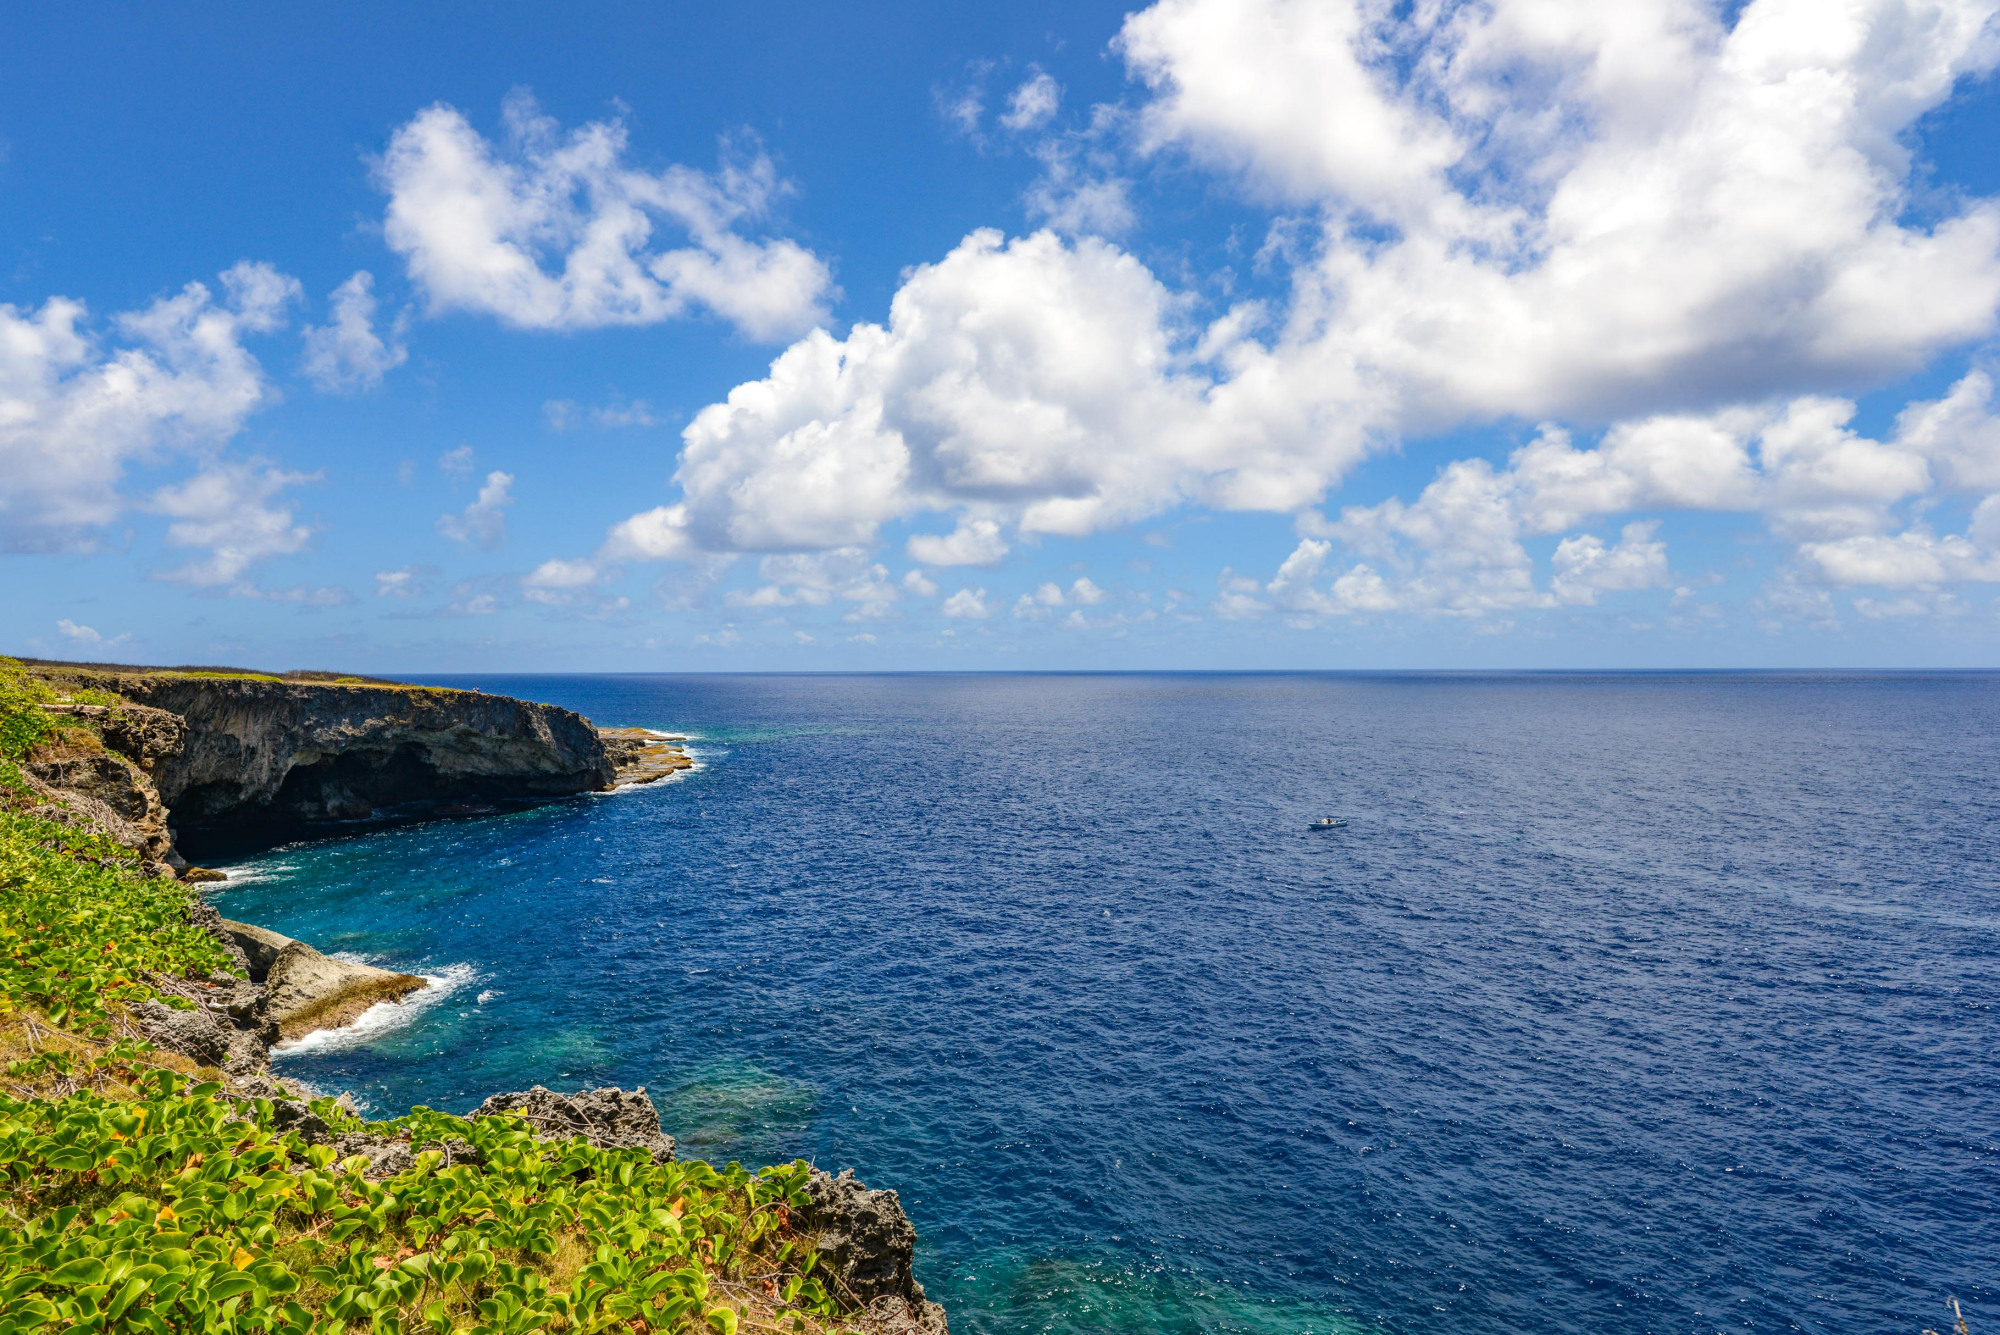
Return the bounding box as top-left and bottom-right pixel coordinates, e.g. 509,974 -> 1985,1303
1259,369 -> 2000,612
377,94 -> 833,339
942,587 -> 994,618
586,0 -> 2000,630
0,262 -> 296,550
907,517 -> 1009,565
150,462 -> 318,587
621,228 -> 1256,559
301,271 -> 407,392
1551,523 -> 1672,606
436,470 -> 514,548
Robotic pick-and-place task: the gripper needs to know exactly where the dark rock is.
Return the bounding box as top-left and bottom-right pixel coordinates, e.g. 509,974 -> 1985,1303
131,999 -> 233,1068
334,1131 -> 415,1178
74,673 -> 615,856
267,1098 -> 330,1141
799,1168 -> 945,1331
184,894 -> 254,980
472,1085 -> 677,1162
21,747 -> 178,875
411,1135 -> 485,1168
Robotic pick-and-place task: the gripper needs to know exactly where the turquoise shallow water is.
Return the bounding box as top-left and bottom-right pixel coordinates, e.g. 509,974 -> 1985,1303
211,673 -> 2000,1335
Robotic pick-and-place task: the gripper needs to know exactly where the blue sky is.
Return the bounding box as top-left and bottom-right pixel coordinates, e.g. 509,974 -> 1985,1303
7,0 -> 2000,671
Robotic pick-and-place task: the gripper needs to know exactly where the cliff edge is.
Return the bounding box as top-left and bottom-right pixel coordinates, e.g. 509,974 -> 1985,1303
29,664 -> 614,856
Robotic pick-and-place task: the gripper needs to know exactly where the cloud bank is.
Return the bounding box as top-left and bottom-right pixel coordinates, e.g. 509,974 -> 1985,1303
582,0 -> 2000,618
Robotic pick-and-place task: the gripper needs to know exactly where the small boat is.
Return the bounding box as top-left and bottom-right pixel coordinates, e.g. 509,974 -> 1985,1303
1308,817 -> 1346,830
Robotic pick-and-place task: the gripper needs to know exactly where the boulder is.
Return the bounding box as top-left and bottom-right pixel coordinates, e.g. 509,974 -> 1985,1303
218,919 -> 427,1040
333,1131 -> 415,1178
799,1168 -> 946,1331
471,1085 -> 677,1162
131,999 -> 233,1068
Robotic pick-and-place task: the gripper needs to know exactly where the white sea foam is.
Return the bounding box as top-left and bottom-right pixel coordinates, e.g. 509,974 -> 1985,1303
212,861 -> 298,887
476,989 -> 500,1005
272,961 -> 481,1057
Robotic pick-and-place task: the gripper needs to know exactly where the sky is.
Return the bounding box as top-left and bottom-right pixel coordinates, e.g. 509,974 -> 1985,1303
7,0 -> 2000,672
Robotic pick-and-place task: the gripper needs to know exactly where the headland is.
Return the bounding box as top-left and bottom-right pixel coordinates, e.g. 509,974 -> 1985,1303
0,656 -> 942,1335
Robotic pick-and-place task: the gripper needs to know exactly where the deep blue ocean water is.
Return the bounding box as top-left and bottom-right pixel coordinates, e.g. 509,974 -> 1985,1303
212,673 -> 1999,1335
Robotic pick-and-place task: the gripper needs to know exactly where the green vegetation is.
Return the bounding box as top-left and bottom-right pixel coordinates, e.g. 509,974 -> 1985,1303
0,1079 -> 841,1335
0,661 -> 861,1335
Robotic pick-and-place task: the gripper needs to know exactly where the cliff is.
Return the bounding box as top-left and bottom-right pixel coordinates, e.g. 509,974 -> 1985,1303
35,666 -> 614,856
0,656 -> 945,1335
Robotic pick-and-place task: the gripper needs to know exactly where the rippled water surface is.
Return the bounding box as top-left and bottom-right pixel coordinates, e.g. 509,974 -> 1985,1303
214,673 -> 2000,1335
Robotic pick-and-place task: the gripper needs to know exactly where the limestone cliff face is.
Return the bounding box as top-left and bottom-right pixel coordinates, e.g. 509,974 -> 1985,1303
67,675 -> 614,855
20,702 -> 188,876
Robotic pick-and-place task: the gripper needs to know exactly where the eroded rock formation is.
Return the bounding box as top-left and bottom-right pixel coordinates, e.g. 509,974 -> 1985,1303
45,671 -> 613,855
472,1085 -> 678,1162
800,1168 -> 949,1333
218,919 -> 428,1040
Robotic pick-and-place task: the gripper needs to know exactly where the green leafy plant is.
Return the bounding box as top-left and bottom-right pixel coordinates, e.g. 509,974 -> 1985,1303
0,660 -> 867,1335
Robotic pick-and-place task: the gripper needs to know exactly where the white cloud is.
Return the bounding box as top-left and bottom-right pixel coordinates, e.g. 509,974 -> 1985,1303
1214,569 -> 1269,619
1550,522 -> 1672,605
1000,72 -> 1062,132
1012,581 -> 1068,619
1069,575 -> 1107,604
907,517 -> 1009,565
724,547 -> 899,620
57,619 -> 129,648
0,262 -> 295,550
1892,369 -> 2000,491
301,271 -> 407,392
941,586 -> 994,618
377,94 -> 833,340
587,0 -> 2000,631
150,462 -> 318,587
1025,139 -> 1138,237
439,445 -> 475,479
903,568 -> 939,597
436,470 -> 514,548
1796,520 -> 2000,587
1118,0 -> 2000,427
375,566 -> 428,597
611,229 -> 1251,559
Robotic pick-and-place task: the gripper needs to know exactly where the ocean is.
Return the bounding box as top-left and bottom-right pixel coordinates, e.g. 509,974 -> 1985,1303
210,673 -> 2000,1335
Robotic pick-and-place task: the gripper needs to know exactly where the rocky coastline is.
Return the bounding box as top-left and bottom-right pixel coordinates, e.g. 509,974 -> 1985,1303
4,657 -> 943,1335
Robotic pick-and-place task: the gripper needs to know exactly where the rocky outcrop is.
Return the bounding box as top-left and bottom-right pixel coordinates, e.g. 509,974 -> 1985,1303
800,1169 -> 948,1333
218,919 -> 428,1040
597,728 -> 695,786
54,673 -> 614,856
19,707 -> 185,876
472,1085 -> 677,1162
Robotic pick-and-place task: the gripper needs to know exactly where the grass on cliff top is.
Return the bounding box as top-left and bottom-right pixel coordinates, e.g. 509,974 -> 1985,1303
10,658 -> 467,694
0,660 -> 868,1335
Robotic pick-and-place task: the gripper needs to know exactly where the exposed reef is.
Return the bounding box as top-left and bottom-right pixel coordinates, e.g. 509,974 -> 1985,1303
599,725 -> 696,785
